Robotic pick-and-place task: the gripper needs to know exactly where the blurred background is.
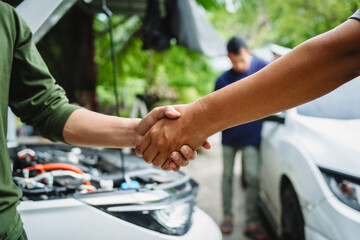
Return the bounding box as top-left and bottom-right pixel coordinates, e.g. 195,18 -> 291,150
8,0 -> 359,121
5,0 -> 360,239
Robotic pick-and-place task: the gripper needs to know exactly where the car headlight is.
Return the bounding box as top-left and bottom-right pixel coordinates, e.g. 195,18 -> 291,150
79,181 -> 197,236
150,196 -> 194,234
100,194 -> 194,236
320,167 -> 360,211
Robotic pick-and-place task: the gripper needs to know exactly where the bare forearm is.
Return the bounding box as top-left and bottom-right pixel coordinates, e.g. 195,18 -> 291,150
63,108 -> 140,148
196,19 -> 360,136
136,17 -> 360,170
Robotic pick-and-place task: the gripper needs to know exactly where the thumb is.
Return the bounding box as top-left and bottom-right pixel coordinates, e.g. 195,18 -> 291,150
137,106 -> 180,136
164,106 -> 181,119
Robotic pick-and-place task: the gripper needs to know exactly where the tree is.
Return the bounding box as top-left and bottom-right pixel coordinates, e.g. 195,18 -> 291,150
94,12 -> 219,116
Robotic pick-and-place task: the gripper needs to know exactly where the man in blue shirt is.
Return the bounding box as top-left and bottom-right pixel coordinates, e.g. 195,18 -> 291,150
215,36 -> 268,239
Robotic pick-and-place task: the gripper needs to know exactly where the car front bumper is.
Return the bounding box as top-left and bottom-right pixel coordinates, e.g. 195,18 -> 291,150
305,226 -> 330,240
18,198 -> 221,240
305,195 -> 360,240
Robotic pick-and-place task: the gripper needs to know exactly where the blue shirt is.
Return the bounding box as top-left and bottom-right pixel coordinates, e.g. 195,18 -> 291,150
215,57 -> 268,147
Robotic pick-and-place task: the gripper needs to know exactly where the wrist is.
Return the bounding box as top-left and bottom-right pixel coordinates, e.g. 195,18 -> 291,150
183,100 -> 213,142
110,117 -> 141,148
191,99 -> 217,137
128,118 -> 141,147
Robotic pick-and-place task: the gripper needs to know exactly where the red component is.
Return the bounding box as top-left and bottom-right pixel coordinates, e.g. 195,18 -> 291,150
17,149 -> 36,161
24,163 -> 91,185
25,163 -> 84,174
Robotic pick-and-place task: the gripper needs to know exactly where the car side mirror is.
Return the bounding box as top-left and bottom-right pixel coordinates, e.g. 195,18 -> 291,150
258,114 -> 285,124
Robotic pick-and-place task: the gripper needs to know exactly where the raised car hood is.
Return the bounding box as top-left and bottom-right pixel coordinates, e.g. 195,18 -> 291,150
16,0 -> 77,43
291,114 -> 360,178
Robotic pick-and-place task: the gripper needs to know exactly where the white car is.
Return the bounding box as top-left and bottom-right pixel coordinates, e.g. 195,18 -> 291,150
9,143 -> 221,240
259,77 -> 360,240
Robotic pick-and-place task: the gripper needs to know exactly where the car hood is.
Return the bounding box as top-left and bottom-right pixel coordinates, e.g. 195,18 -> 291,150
290,113 -> 360,178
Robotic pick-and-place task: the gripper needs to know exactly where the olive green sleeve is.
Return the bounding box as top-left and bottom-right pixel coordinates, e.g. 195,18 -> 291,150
8,7 -> 80,143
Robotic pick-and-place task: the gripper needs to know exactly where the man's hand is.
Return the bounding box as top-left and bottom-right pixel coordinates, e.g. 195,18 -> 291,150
136,103 -> 209,171
135,105 -> 210,171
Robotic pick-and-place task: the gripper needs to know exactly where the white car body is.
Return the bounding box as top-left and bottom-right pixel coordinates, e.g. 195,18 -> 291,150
259,77 -> 360,240
9,144 -> 221,240
8,1 -> 222,239
18,200 -> 219,240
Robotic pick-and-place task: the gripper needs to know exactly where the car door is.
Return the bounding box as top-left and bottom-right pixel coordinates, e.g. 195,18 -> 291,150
259,117 -> 289,229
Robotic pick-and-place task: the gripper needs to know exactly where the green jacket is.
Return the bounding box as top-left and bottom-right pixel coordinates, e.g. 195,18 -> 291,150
0,2 -> 79,239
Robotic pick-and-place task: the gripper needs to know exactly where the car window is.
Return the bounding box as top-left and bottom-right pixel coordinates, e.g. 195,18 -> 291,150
297,76 -> 360,119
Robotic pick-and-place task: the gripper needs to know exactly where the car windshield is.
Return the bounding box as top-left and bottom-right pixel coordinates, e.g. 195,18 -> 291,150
297,76 -> 360,119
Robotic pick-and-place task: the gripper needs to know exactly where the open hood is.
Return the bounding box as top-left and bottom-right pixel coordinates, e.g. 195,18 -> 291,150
15,0 -> 77,43
80,0 -> 227,57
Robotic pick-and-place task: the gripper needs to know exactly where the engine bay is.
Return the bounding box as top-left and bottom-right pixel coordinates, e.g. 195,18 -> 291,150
9,143 -> 184,201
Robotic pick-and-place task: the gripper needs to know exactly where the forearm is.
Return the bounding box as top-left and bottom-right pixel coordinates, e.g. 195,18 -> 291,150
136,16 -> 360,170
195,19 -> 360,137
63,108 -> 140,148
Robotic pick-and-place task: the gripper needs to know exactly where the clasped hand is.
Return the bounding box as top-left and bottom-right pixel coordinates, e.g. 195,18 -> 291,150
135,104 -> 210,171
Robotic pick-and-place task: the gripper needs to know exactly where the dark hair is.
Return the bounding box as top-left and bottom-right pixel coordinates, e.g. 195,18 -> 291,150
227,36 -> 248,54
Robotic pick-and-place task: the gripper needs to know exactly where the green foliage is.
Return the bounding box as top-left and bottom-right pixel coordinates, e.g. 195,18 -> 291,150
94,0 -> 359,116
153,43 -> 218,103
207,0 -> 360,48
262,0 -> 360,47
94,14 -> 143,87
195,0 -> 227,10
206,6 -> 266,47
94,13 -> 219,116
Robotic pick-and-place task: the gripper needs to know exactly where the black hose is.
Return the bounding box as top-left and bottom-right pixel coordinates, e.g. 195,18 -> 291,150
102,0 -> 120,116
21,186 -> 67,196
101,0 -> 126,182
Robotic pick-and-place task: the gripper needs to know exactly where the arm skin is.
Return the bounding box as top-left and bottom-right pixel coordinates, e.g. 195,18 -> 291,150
137,18 -> 360,170
62,106 -> 197,165
63,108 -> 142,148
62,106 -> 210,171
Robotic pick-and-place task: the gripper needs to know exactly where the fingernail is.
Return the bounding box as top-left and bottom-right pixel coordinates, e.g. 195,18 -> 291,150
171,110 -> 179,115
181,146 -> 189,155
135,147 -> 142,157
171,152 -> 179,161
170,106 -> 180,114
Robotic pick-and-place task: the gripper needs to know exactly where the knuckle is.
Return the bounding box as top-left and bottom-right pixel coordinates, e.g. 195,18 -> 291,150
161,160 -> 171,171
184,151 -> 193,159
183,152 -> 193,160
144,158 -> 152,164
188,151 -> 196,160
156,139 -> 167,149
142,154 -> 152,164
172,165 -> 180,172
153,155 -> 165,167
154,160 -> 163,168
152,127 -> 161,136
153,107 -> 161,113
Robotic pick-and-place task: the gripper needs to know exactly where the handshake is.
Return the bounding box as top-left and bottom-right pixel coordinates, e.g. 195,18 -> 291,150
134,102 -> 211,171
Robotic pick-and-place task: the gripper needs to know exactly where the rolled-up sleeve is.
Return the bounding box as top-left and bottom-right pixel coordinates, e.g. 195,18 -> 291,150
8,7 -> 80,142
